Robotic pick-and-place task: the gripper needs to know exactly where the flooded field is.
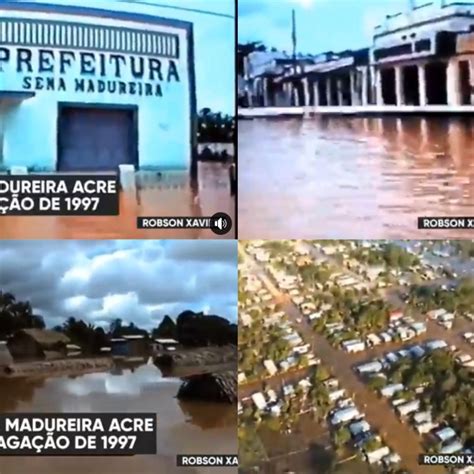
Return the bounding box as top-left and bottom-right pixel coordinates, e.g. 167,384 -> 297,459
0,360 -> 237,474
239,116 -> 474,239
0,162 -> 235,239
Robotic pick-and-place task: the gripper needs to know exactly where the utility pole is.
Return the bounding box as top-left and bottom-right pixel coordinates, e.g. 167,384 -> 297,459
292,8 -> 297,74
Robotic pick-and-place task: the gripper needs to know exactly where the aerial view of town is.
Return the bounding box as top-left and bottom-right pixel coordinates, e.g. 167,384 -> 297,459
238,240 -> 474,473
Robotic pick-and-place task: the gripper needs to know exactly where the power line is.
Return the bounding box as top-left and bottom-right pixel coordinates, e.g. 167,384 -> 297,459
2,0 -> 235,19
115,0 -> 235,19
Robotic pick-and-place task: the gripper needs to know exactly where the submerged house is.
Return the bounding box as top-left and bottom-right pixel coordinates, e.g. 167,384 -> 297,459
111,334 -> 149,356
7,329 -> 70,360
154,338 -> 179,352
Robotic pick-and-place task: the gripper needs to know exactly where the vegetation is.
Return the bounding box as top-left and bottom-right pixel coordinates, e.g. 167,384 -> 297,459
239,316 -> 292,378
0,291 -> 45,338
378,350 -> 474,444
238,424 -> 268,468
197,108 -> 234,143
151,315 -> 177,339
333,426 -> 351,453
408,278 -> 474,314
453,241 -> 474,258
349,244 -> 420,270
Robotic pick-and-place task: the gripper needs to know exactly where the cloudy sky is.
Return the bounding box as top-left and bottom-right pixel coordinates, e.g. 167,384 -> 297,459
0,240 -> 237,330
239,0 -> 449,53
15,0 -> 235,114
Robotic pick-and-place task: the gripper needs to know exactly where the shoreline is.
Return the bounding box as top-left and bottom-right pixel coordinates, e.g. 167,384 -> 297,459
0,357 -> 114,379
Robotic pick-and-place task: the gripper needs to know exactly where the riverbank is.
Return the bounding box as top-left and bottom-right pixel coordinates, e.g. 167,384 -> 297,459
155,345 -> 237,368
1,357 -> 113,378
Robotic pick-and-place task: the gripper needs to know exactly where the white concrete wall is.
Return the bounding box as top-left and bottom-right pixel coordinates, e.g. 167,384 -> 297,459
0,7 -> 191,171
375,3 -> 474,48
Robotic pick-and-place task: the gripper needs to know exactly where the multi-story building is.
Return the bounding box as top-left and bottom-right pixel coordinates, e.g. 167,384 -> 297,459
241,0 -> 474,108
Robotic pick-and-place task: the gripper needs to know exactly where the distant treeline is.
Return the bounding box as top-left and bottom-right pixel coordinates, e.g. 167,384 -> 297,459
0,292 -> 237,354
197,108 -> 235,143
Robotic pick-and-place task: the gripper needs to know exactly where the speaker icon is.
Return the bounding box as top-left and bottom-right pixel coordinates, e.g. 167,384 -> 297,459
211,213 -> 232,235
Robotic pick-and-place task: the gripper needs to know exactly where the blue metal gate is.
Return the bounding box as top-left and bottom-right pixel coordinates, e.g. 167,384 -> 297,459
57,105 -> 137,172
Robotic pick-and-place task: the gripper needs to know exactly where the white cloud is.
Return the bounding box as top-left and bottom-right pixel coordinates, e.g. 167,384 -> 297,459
0,240 -> 237,329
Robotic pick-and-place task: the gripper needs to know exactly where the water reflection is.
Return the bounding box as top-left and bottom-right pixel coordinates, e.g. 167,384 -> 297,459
0,162 -> 235,239
0,361 -> 237,474
239,116 -> 474,239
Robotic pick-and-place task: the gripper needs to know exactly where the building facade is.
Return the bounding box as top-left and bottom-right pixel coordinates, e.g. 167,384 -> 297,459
242,0 -> 474,109
0,1 -> 196,172
373,1 -> 474,106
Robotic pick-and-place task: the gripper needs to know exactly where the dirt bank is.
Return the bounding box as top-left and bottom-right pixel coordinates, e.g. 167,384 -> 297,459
0,358 -> 114,378
177,371 -> 237,403
155,345 -> 237,368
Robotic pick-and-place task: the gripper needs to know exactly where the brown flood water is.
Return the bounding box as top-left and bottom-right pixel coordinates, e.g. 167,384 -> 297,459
239,116 -> 474,239
0,162 -> 235,239
0,361 -> 237,474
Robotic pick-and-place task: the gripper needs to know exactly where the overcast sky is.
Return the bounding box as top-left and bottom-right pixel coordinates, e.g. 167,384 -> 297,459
0,240 -> 237,330
238,0 -> 447,53
11,0 -> 235,114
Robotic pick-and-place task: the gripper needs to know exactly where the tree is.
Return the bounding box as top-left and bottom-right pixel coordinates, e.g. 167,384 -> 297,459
333,426 -> 351,452
152,315 -> 177,339
197,109 -> 234,144
109,318 -> 123,336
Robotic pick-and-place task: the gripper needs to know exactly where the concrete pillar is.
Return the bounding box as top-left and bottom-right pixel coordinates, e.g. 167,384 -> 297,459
293,83 -> 300,106
447,59 -> 462,106
262,78 -> 269,107
313,80 -> 320,106
246,80 -> 254,107
326,78 -> 332,106
244,57 -> 253,107
375,68 -> 384,105
302,78 -> 310,106
417,64 -> 427,106
395,66 -> 404,106
119,164 -> 137,192
361,67 -> 369,106
285,83 -> 292,106
470,59 -> 474,104
350,70 -> 358,106
336,78 -> 344,106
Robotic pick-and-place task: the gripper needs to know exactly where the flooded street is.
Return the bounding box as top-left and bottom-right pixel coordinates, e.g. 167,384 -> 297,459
0,163 -> 235,239
242,252 -> 448,473
0,361 -> 237,474
239,117 -> 474,239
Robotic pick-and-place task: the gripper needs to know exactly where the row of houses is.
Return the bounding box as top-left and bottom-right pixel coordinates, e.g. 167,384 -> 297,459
355,338 -> 449,376
356,338 -> 472,457
239,1 -> 474,108
242,372 -> 402,468
0,329 -> 179,366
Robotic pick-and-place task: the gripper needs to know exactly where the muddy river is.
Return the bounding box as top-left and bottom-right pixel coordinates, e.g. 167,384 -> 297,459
0,162 -> 235,239
0,360 -> 237,474
238,116 -> 474,239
